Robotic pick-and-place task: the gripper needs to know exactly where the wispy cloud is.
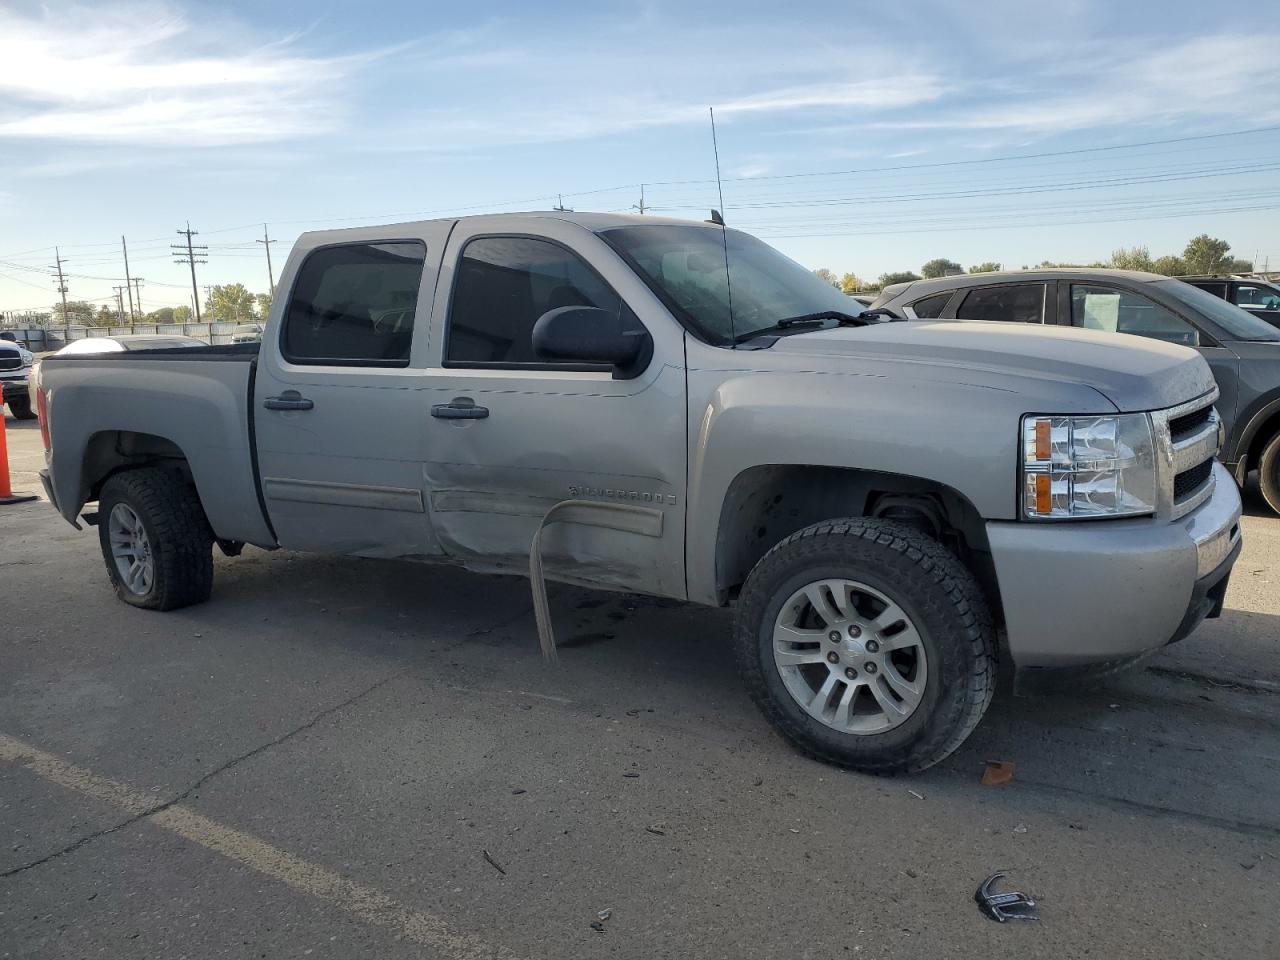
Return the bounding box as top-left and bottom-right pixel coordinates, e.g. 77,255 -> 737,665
869,33 -> 1280,133
0,2 -> 394,145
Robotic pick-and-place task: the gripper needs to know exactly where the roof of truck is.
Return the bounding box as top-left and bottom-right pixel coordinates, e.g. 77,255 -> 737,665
297,211 -> 724,244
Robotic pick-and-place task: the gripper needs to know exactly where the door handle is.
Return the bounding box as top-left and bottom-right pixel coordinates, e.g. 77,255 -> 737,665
431,398 -> 489,420
263,390 -> 314,411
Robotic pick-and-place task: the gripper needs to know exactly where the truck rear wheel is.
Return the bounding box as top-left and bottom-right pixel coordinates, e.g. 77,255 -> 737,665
97,468 -> 214,610
1257,431 -> 1280,516
734,518 -> 996,774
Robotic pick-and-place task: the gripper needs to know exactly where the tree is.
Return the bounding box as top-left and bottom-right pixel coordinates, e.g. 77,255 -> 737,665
969,262 -> 1002,274
255,292 -> 273,318
51,300 -> 95,324
145,307 -> 176,323
173,306 -> 193,323
878,271 -> 921,287
92,305 -> 115,327
920,258 -> 962,279
1109,245 -> 1154,272
1182,234 -> 1234,275
839,273 -> 863,295
206,283 -> 256,322
1151,255 -> 1187,276
813,268 -> 840,288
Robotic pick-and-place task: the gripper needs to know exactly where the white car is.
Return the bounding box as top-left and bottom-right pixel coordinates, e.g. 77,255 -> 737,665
231,324 -> 264,343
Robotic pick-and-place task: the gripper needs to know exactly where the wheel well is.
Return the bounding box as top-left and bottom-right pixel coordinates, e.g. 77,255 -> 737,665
714,465 -> 999,613
1245,409 -> 1280,474
83,430 -> 192,504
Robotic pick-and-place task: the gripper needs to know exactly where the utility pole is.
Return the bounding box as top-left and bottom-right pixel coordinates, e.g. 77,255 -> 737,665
552,194 -> 573,212
172,222 -> 208,322
132,277 -> 144,316
112,286 -> 127,323
632,184 -> 647,215
256,223 -> 277,296
51,247 -> 69,320
121,236 -> 136,320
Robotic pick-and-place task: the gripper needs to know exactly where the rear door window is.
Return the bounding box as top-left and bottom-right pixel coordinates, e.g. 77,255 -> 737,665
1070,284 -> 1200,346
955,284 -> 1045,323
282,242 -> 426,366
906,291 -> 953,319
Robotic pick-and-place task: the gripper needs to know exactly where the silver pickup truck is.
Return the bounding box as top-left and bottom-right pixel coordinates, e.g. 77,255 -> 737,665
35,212 -> 1242,773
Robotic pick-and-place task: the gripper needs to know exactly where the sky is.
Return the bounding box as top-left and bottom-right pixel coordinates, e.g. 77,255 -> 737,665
1,0 -> 1279,315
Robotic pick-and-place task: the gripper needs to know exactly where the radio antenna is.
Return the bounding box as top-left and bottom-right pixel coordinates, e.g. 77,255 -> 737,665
709,107 -> 737,346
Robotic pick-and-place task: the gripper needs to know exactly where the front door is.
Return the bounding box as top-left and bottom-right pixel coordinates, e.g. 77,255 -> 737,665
253,230 -> 448,557
420,218 -> 688,599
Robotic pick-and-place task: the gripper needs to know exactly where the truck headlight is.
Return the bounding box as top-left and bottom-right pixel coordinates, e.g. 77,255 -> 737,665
1021,413 -> 1157,519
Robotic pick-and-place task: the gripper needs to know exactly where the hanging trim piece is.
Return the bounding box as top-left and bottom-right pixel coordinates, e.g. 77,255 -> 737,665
529,500 -> 664,662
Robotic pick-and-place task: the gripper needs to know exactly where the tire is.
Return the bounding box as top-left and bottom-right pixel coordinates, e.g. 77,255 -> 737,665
734,518 -> 996,774
1257,431 -> 1280,516
97,467 -> 214,610
6,395 -> 35,420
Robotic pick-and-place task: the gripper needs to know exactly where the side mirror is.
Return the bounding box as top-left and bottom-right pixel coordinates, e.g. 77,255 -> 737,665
532,306 -> 651,374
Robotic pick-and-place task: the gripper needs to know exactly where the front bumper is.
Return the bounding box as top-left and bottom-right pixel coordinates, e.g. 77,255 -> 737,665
987,461 -> 1242,667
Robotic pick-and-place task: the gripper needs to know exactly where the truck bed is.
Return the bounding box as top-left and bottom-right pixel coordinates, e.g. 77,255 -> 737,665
38,344 -> 275,547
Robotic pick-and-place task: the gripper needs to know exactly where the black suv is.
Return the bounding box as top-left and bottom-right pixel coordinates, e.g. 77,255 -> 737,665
871,269 -> 1280,513
1177,276 -> 1280,329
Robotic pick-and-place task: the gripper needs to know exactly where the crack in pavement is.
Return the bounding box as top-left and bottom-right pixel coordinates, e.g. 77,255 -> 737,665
0,665 -> 411,880
1,601 -> 535,880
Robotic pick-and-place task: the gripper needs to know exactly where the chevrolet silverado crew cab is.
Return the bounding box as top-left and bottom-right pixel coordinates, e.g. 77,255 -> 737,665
35,213 -> 1242,773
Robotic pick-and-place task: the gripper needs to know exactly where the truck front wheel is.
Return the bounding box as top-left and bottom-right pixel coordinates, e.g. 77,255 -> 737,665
734,518 -> 996,774
97,468 -> 214,610
6,394 -> 35,420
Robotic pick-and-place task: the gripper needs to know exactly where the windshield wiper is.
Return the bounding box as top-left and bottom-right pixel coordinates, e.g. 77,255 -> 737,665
735,309 -> 896,344
773,310 -> 869,329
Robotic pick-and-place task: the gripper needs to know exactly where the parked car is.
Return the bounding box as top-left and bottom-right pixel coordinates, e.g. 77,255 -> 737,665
1178,276 -> 1280,328
54,334 -> 208,355
1,338 -> 37,419
230,323 -> 264,343
850,294 -> 875,308
34,214 -> 1240,774
871,269 -> 1280,513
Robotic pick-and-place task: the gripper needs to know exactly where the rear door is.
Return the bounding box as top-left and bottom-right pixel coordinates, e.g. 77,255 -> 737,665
952,282 -> 1051,324
253,224 -> 452,556
419,217 -> 688,599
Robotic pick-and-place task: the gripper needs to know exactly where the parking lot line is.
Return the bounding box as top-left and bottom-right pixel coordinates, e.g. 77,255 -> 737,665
0,732 -> 520,960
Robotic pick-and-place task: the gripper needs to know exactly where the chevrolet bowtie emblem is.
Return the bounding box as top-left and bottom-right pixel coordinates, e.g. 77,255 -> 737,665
975,873 -> 1039,923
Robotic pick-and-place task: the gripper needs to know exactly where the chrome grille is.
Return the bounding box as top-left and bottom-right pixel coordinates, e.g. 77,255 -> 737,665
0,354 -> 21,371
1150,389 -> 1220,520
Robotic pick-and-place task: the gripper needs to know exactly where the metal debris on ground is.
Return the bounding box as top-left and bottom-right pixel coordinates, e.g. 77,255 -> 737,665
597,909 -> 612,922
907,789 -> 924,800
482,850 -> 506,876
981,760 -> 1016,786
975,873 -> 1039,923
645,824 -> 666,836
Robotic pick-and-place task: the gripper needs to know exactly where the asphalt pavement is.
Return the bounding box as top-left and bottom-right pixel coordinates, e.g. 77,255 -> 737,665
2,409 -> 1277,958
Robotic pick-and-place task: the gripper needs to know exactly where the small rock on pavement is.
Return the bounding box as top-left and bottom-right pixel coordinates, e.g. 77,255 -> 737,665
1013,823 -> 1028,835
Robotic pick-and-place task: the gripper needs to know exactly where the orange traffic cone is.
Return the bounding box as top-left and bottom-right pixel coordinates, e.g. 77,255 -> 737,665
0,404 -> 38,505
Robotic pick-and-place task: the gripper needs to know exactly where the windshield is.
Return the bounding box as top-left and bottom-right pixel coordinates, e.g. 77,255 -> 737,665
600,224 -> 858,344
1159,280 -> 1280,341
